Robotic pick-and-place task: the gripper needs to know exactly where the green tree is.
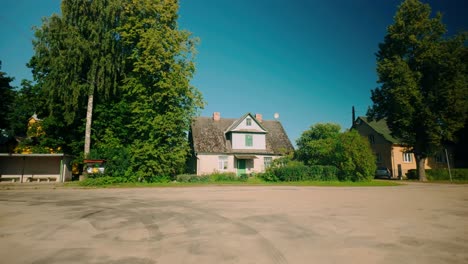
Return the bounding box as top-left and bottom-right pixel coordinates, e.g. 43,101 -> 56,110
29,0 -> 124,157
119,0 -> 203,178
7,80 -> 46,137
296,123 -> 376,181
368,0 -> 468,181
295,123 -> 341,165
0,62 -> 16,133
333,130 -> 376,182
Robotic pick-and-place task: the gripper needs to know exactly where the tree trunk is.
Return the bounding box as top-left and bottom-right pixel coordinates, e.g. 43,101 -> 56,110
84,93 -> 94,158
415,154 -> 427,182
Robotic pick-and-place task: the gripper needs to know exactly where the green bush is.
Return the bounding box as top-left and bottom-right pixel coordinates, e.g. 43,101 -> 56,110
268,162 -> 339,182
210,172 -> 243,182
269,161 -> 309,181
142,175 -> 170,183
175,174 -> 210,183
257,172 -> 279,182
426,169 -> 468,181
333,131 -> 376,182
308,165 -> 339,181
78,176 -> 128,186
406,169 -> 418,180
87,146 -> 132,178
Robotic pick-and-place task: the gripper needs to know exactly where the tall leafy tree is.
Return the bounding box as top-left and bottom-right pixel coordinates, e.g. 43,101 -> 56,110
0,62 -> 16,133
119,0 -> 203,178
295,123 -> 341,166
368,0 -> 468,181
29,0 -> 123,157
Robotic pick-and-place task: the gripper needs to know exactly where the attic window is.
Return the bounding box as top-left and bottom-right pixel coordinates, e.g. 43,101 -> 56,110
368,135 -> 375,144
246,118 -> 252,126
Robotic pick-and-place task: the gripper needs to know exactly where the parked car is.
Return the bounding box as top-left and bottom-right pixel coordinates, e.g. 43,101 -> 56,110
375,167 -> 391,179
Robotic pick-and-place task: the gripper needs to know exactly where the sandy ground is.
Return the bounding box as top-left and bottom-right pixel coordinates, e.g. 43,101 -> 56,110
0,183 -> 467,264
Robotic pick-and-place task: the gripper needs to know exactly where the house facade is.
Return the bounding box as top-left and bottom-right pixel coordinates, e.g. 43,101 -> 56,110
189,112 -> 294,176
353,116 -> 453,178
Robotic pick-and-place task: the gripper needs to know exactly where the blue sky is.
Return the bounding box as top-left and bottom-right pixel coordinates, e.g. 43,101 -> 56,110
1,0 -> 466,144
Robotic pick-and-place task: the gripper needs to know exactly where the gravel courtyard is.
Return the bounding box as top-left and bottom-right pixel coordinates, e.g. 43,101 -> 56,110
0,184 -> 467,264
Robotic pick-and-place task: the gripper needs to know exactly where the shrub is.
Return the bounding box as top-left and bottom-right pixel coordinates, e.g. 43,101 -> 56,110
210,172 -> 242,182
78,176 -> 128,186
267,162 -> 339,182
426,169 -> 468,181
308,165 -> 339,181
269,161 -> 309,181
175,174 -> 210,183
142,175 -> 170,183
257,171 -> 279,182
406,169 -> 418,180
333,131 -> 376,182
87,146 -> 132,178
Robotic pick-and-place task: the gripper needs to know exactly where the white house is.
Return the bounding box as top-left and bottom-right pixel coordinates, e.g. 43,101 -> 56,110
189,112 -> 294,176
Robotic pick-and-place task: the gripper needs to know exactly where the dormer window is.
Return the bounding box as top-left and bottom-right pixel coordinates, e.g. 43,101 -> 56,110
246,118 -> 252,126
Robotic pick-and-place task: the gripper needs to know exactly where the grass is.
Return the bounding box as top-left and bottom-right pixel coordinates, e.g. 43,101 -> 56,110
65,177 -> 402,188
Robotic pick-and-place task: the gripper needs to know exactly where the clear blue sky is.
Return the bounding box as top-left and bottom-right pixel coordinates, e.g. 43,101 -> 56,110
1,0 -> 466,144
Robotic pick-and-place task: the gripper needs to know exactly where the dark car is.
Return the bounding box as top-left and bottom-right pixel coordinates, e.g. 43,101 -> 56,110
375,167 -> 391,179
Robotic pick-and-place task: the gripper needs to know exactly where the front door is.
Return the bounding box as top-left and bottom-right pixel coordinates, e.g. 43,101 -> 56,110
237,159 -> 246,176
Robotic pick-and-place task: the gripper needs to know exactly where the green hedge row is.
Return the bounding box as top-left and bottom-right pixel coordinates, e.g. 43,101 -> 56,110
260,164 -> 338,182
407,169 -> 468,181
175,172 -> 247,183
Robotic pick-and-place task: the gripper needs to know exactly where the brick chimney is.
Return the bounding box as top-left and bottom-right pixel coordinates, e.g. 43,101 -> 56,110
213,112 -> 220,121
255,113 -> 262,123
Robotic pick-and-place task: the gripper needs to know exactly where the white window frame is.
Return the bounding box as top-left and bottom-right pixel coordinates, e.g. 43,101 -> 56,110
246,118 -> 252,126
264,157 -> 272,169
403,152 -> 413,163
218,156 -> 228,170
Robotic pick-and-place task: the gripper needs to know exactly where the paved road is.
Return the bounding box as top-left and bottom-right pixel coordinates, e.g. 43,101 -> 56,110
0,184 -> 467,264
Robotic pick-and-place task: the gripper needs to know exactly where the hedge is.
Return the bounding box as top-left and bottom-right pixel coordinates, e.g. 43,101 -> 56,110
406,169 -> 468,181
265,164 -> 338,182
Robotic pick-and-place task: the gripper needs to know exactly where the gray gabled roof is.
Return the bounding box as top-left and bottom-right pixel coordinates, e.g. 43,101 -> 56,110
190,115 -> 294,155
224,113 -> 267,133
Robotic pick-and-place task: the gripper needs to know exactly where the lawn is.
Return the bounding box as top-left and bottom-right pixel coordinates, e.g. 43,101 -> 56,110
65,178 -> 402,188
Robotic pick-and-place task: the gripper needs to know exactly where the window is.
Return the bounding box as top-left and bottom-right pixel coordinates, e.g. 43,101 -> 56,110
368,135 -> 375,144
246,118 -> 252,126
264,157 -> 272,169
245,134 -> 253,147
218,156 -> 228,170
403,152 -> 413,163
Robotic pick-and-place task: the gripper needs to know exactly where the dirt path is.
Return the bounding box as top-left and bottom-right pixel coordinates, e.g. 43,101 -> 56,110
0,184 -> 467,263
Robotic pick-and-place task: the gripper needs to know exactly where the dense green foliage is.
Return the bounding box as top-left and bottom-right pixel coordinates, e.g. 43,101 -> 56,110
333,130 -> 377,181
368,0 -> 468,181
0,64 -> 16,135
295,123 -> 376,181
175,172 -> 245,183
25,0 -> 203,179
407,169 -> 468,181
295,123 -> 340,166
262,163 -> 338,182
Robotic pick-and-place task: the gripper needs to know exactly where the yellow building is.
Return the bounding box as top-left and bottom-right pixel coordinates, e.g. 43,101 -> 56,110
353,117 -> 452,178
